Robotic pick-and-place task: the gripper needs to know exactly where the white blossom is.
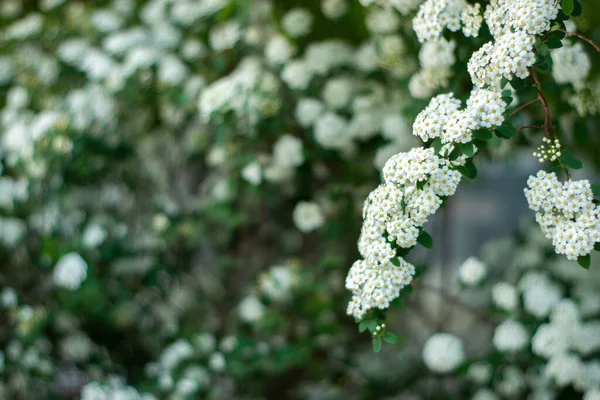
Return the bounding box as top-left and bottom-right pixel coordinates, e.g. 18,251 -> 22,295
422,333 -> 465,373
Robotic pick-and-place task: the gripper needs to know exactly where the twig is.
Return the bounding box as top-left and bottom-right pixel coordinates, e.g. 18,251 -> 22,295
555,28 -> 600,53
517,125 -> 544,132
531,66 -> 553,139
510,98 -> 540,118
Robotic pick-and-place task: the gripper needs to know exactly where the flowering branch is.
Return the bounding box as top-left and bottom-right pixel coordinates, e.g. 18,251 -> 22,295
509,98 -> 540,118
555,27 -> 600,53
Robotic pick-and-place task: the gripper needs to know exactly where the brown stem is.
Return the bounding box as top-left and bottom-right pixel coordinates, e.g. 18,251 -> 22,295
555,28 -> 600,53
510,98 -> 540,118
517,125 -> 544,132
531,66 -> 553,140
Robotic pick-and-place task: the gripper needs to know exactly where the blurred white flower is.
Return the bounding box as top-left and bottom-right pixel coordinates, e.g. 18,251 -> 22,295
293,201 -> 325,233
53,253 -> 88,291
493,320 -> 529,352
208,352 -> 226,372
472,388 -> 500,400
82,223 -> 108,249
209,21 -> 241,51
322,0 -> 348,19
492,282 -> 518,311
1,288 -> 17,309
296,98 -> 324,127
422,333 -> 465,373
239,295 -> 265,323
458,256 -> 487,286
281,8 -> 313,38
241,162 -> 262,186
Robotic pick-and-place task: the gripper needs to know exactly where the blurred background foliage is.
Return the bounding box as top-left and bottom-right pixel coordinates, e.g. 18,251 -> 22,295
0,0 -> 599,399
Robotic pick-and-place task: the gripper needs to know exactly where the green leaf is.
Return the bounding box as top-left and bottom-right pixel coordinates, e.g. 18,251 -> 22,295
404,285 -> 413,294
546,34 -> 563,49
496,121 -> 517,138
562,0 -> 574,15
560,149 -> 583,170
594,242 -> 600,252
501,89 -> 513,104
359,320 -> 370,332
390,297 -> 403,308
417,230 -> 433,249
459,143 -> 475,158
578,254 -> 591,270
414,267 -> 424,278
390,257 -> 401,266
473,129 -> 493,141
431,138 -> 443,154
373,337 -> 382,352
571,0 -> 583,16
592,184 -> 600,198
457,160 -> 478,179
510,78 -> 529,90
383,332 -> 399,344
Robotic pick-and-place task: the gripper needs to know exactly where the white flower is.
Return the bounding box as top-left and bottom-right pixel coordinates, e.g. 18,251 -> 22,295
551,41 -> 591,90
422,333 -> 465,373
493,320 -> 529,352
293,201 -> 325,233
314,112 -> 350,150
492,282 -> 518,311
520,271 -> 563,318
545,353 -> 584,387
241,162 -> 262,186
239,295 -> 265,323
208,352 -> 226,372
160,340 -> 195,371
82,223 -> 108,249
585,388 -> 600,400
496,366 -> 526,397
458,256 -> 487,286
259,265 -> 298,301
296,98 -> 324,127
472,388 -> 500,400
467,362 -> 492,384
53,253 -> 88,290
271,135 -> 304,169
281,60 -> 313,90
281,8 -> 313,38
209,21 -> 241,51
1,288 -> 17,308
265,35 -> 295,65
322,0 -> 348,19
322,77 -> 354,110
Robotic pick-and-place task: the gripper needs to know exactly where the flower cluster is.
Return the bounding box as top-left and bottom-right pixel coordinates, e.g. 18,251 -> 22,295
484,0 -> 560,39
525,171 -> 600,260
346,146 -> 464,318
532,137 -> 562,163
359,0 -> 423,15
422,333 -> 465,373
409,38 -> 456,99
552,41 -> 592,90
413,90 -> 507,143
199,58 -> 281,128
413,0 -> 482,43
81,378 -> 156,400
468,31 -> 536,87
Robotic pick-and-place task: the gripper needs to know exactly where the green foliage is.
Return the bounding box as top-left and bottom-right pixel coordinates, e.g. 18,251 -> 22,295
560,148 -> 584,169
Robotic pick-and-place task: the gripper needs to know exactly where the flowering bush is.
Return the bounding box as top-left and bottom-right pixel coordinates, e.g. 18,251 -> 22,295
1,0 -> 600,399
